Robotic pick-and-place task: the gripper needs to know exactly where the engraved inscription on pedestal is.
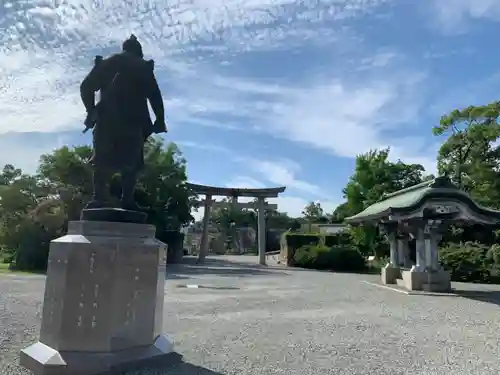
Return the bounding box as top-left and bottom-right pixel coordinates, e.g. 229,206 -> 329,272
20,220 -> 173,375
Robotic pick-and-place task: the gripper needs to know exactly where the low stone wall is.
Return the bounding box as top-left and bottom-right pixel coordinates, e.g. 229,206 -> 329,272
279,237 -> 297,266
265,250 -> 282,265
279,232 -> 321,266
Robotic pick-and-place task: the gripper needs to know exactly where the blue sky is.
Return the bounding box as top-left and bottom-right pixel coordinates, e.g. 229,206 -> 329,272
1,0 -> 500,219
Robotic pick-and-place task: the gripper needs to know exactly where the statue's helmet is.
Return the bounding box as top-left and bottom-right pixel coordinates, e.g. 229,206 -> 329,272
122,34 -> 143,58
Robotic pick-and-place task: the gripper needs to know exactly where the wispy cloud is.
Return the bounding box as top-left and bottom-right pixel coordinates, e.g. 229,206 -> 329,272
176,65 -> 437,172
0,0 -> 389,135
0,132 -> 72,173
3,0 -> 462,221
1,0 -> 436,170
245,158 -> 330,198
430,0 -> 500,33
224,175 -> 338,218
178,141 -> 331,195
179,141 -> 339,219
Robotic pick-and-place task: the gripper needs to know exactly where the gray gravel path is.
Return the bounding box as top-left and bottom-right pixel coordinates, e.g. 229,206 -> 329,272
2,255 -> 500,375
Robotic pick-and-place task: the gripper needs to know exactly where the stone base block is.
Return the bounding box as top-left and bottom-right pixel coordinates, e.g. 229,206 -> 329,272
80,208 -> 147,224
381,264 -> 400,285
401,269 -> 426,291
400,269 -> 451,292
421,270 -> 452,293
20,335 -> 176,375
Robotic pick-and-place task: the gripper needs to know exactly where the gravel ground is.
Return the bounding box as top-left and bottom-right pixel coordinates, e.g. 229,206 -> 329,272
2,255 -> 500,375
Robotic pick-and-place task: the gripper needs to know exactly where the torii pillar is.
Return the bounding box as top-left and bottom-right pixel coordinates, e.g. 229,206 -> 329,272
186,183 -> 286,265
198,195 -> 213,263
257,197 -> 267,265
227,198 -> 277,265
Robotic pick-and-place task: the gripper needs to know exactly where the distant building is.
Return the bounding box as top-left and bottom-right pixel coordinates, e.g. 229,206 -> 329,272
299,223 -> 348,234
317,223 -> 347,234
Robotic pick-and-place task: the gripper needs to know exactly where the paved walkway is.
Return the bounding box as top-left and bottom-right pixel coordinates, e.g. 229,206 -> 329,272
2,255 -> 500,374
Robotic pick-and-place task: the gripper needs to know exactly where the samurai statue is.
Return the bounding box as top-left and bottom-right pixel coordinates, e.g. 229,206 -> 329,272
80,35 -> 166,211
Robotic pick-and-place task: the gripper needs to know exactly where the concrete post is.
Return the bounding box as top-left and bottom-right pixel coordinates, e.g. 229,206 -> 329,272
257,197 -> 266,265
388,232 -> 398,267
428,232 -> 440,271
397,234 -> 412,268
396,238 -> 405,267
423,221 -> 440,271
412,227 -> 425,272
198,194 -> 212,264
381,225 -> 401,285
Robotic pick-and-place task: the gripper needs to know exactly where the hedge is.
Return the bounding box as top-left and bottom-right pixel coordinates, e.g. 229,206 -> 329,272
285,233 -> 500,283
439,242 -> 500,284
293,244 -> 366,272
284,232 -> 354,249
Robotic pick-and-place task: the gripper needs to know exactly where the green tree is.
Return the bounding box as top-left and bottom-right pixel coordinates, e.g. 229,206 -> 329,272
433,102 -> 500,208
266,210 -> 295,230
331,202 -> 352,222
0,137 -> 195,270
37,145 -> 93,222
302,201 -> 324,232
343,148 -> 429,215
342,148 -> 430,257
137,138 -> 195,234
0,165 -> 56,270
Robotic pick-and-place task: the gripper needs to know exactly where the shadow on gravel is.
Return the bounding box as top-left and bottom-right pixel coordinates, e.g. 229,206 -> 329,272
166,362 -> 226,374
454,289 -> 500,307
166,256 -> 288,279
120,353 -> 226,375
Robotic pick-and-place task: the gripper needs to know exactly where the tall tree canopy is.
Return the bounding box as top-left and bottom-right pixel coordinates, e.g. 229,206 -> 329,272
433,103 -> 500,208
343,148 -> 431,217
0,137 -> 194,270
339,148 -> 431,257
302,202 -> 324,222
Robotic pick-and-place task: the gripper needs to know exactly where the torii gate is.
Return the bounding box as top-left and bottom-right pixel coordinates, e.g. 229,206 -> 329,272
187,183 -> 286,265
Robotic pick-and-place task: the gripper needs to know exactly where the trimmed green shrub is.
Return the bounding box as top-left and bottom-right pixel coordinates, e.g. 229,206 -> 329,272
439,242 -> 490,283
486,244 -> 500,265
293,244 -> 322,268
7,219 -> 54,272
293,244 -> 366,272
285,232 -> 356,250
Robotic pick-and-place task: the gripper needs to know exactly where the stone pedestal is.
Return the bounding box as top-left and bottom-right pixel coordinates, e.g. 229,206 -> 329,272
20,219 -> 175,375
421,270 -> 452,293
381,264 -> 400,285
401,269 -> 427,291
401,269 -> 451,292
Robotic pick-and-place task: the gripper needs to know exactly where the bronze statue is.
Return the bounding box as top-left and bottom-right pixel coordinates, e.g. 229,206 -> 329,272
80,35 -> 166,212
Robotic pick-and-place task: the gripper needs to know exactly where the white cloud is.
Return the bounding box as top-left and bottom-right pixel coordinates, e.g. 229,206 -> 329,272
0,132 -> 70,173
271,196 -> 338,217
0,0 -> 389,135
430,0 -> 500,32
245,158 -> 331,198
190,172 -> 339,222
2,0 -> 443,218
177,68 -> 437,173
178,141 -> 336,198
1,0 -> 438,176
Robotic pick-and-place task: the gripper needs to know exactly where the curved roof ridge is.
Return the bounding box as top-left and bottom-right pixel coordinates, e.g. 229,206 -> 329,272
382,176 -> 455,200
382,179 -> 434,200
